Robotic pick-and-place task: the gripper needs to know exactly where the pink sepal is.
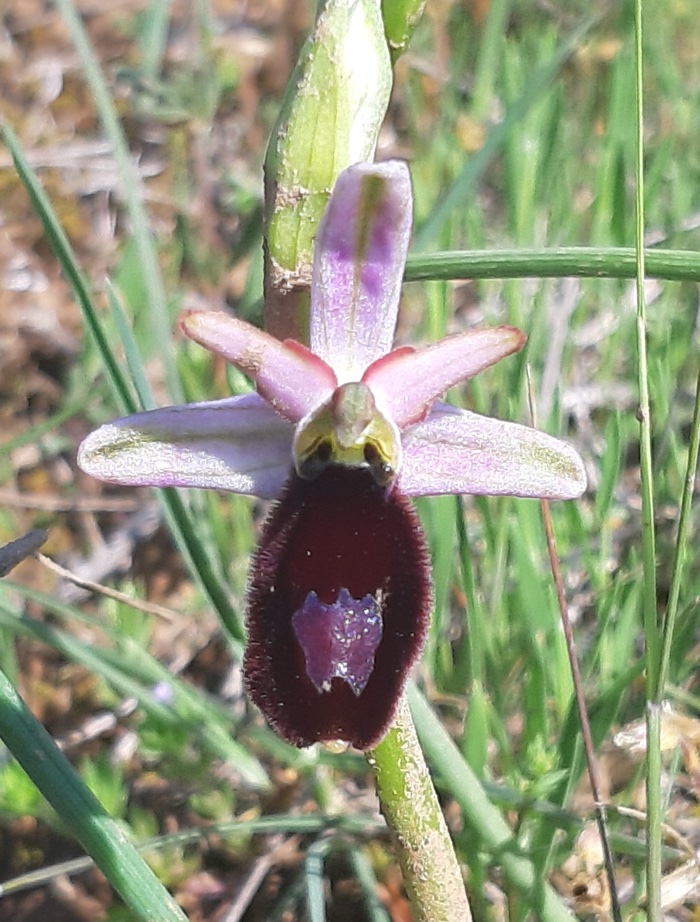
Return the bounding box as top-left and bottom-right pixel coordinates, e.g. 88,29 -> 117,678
397,404 -> 587,499
310,161 -> 413,383
77,394 -> 293,499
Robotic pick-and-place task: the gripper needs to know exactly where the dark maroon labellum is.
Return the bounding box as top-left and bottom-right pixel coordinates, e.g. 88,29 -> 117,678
244,466 -> 432,750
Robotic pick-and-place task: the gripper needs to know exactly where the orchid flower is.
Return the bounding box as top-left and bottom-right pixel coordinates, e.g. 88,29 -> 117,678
78,161 -> 586,751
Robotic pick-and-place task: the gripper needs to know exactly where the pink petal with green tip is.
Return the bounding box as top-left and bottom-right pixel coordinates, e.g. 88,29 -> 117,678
77,394 -> 293,499
180,310 -> 336,422
363,326 -> 526,428
397,404 -> 587,499
310,161 -> 413,383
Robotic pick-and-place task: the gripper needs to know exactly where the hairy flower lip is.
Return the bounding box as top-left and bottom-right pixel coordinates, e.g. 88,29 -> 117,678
244,465 -> 432,750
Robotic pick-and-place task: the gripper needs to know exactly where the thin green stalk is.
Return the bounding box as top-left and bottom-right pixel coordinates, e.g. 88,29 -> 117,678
634,13 -> 657,684
0,667 -> 188,922
631,0 -> 661,916
367,696 -> 473,922
656,366 -> 700,691
645,701 -> 663,918
408,684 -> 577,922
404,246 -> 700,283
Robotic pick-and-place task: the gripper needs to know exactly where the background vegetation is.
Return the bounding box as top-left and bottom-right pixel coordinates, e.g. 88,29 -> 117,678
1,0 -> 700,918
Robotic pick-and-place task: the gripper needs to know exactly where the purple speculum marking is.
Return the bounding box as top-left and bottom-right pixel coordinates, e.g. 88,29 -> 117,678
291,588 -> 383,697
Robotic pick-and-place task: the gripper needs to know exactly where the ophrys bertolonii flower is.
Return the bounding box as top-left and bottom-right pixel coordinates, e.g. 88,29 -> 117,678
79,161 -> 586,749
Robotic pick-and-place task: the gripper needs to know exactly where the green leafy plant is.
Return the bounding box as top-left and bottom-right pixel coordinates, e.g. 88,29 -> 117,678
2,0 -> 700,919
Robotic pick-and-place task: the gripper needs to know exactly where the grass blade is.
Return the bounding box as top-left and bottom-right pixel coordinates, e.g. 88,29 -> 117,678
106,282 -> 157,412
305,838 -> 331,922
54,0 -> 184,404
0,666 -> 188,922
632,0 -> 661,915
347,844 -> 391,922
1,123 -> 137,416
414,13 -> 601,250
404,246 -> 700,283
408,683 -> 576,922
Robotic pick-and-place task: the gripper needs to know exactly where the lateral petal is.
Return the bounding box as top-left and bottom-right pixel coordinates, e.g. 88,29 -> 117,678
363,326 -> 526,429
310,161 -> 413,383
397,404 -> 587,499
77,394 -> 293,499
180,310 -> 336,422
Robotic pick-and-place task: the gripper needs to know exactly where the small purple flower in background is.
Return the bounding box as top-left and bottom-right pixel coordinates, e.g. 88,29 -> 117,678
150,681 -> 175,707
78,161 -> 586,750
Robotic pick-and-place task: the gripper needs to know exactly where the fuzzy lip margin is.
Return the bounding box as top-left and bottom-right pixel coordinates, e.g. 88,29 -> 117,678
243,465 -> 433,750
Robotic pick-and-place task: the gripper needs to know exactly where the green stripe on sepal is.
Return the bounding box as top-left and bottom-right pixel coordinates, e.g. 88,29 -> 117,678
264,0 -> 392,343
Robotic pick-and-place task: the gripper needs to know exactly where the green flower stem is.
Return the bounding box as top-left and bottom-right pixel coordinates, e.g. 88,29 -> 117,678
405,246 -> 700,283
408,683 -> 577,922
367,695 -> 473,922
0,666 -> 188,922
